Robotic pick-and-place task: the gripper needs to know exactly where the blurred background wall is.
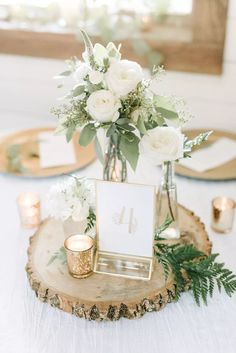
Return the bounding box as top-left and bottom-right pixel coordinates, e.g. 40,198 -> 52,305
0,0 -> 235,131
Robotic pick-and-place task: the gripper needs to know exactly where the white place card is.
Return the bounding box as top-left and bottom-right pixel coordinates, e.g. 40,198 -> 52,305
179,138 -> 236,173
96,181 -> 156,258
38,132 -> 76,168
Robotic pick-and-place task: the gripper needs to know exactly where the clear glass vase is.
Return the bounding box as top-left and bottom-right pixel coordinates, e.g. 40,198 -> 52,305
103,137 -> 127,182
156,161 -> 180,239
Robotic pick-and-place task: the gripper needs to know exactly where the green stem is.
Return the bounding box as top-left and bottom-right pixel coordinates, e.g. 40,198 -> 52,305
166,161 -> 175,221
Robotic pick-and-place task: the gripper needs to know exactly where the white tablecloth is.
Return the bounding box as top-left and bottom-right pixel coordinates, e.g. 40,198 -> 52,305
0,132 -> 236,353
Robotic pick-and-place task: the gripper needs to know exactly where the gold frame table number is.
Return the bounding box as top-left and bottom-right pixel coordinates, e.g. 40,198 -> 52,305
94,181 -> 156,281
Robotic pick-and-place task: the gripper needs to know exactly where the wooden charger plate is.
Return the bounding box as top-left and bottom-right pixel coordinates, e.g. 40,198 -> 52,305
0,127 -> 96,177
176,129 -> 236,181
26,205 -> 211,321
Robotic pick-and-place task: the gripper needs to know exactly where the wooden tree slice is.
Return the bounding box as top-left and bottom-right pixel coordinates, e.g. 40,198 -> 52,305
26,205 -> 212,321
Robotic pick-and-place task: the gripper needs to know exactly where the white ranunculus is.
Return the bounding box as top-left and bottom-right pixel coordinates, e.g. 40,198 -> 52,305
74,62 -> 90,83
88,70 -> 103,84
105,60 -> 143,97
86,90 -> 121,123
140,127 -> 184,165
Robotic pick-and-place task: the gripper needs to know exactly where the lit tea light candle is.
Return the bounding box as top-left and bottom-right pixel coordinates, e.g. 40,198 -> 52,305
211,197 -> 235,233
64,234 -> 94,279
17,192 -> 41,229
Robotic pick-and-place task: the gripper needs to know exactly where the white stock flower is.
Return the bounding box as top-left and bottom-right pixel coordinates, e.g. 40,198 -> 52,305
86,89 -> 121,122
140,127 -> 184,165
71,201 -> 89,222
105,60 -> 143,97
88,70 -> 103,84
47,178 -> 95,223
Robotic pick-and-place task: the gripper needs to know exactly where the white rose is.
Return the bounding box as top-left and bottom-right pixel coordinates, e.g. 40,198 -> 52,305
86,90 -> 121,122
88,70 -> 103,84
140,127 -> 184,165
105,60 -> 143,97
74,62 -> 89,83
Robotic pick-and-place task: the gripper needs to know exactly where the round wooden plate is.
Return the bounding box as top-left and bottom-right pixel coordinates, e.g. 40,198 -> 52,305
26,205 -> 211,321
176,129 -> 236,181
0,127 -> 96,177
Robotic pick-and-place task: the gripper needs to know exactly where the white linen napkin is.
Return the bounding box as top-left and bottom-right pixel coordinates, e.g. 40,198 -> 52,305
179,137 -> 236,173
38,131 -> 76,168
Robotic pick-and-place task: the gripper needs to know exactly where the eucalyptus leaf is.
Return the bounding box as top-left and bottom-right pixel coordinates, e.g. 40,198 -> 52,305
79,123 -> 96,146
72,84 -> 85,97
157,107 -> 179,122
120,133 -> 140,171
116,118 -> 130,125
106,124 -> 116,137
57,70 -> 72,78
94,136 -> 104,164
154,95 -> 177,113
120,124 -> 135,132
66,126 -> 76,142
137,116 -> 147,135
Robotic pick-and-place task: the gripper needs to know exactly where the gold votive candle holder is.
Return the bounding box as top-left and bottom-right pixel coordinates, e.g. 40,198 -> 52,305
17,192 -> 41,229
64,234 -> 94,279
211,197 -> 236,233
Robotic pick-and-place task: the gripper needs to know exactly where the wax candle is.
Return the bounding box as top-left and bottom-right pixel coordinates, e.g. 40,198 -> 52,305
17,192 -> 41,229
211,197 -> 235,233
64,234 -> 94,278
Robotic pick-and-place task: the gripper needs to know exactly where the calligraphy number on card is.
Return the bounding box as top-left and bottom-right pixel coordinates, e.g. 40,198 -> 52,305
112,207 -> 138,234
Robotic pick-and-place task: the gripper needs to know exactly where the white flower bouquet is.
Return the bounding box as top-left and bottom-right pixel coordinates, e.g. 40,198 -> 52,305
53,30 -> 211,180
47,177 -> 96,233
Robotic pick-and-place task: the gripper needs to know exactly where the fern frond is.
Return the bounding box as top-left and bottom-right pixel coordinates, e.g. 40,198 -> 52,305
154,219 -> 236,305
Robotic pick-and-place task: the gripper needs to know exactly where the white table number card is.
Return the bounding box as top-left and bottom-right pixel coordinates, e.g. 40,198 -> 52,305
94,181 -> 156,280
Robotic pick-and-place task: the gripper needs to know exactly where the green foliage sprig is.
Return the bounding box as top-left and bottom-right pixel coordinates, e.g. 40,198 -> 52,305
154,219 -> 236,305
184,131 -> 213,157
6,144 -> 27,173
47,246 -> 66,266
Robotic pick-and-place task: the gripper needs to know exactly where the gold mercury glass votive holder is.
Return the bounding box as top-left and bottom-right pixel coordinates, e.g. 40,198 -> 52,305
64,234 -> 94,279
17,192 -> 41,229
211,197 -> 236,233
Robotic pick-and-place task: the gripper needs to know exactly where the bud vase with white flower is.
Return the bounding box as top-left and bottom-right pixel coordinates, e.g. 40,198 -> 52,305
140,127 -> 212,238
140,127 -> 184,238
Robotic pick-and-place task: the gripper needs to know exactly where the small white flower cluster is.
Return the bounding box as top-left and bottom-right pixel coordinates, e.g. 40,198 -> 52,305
47,178 -> 95,223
